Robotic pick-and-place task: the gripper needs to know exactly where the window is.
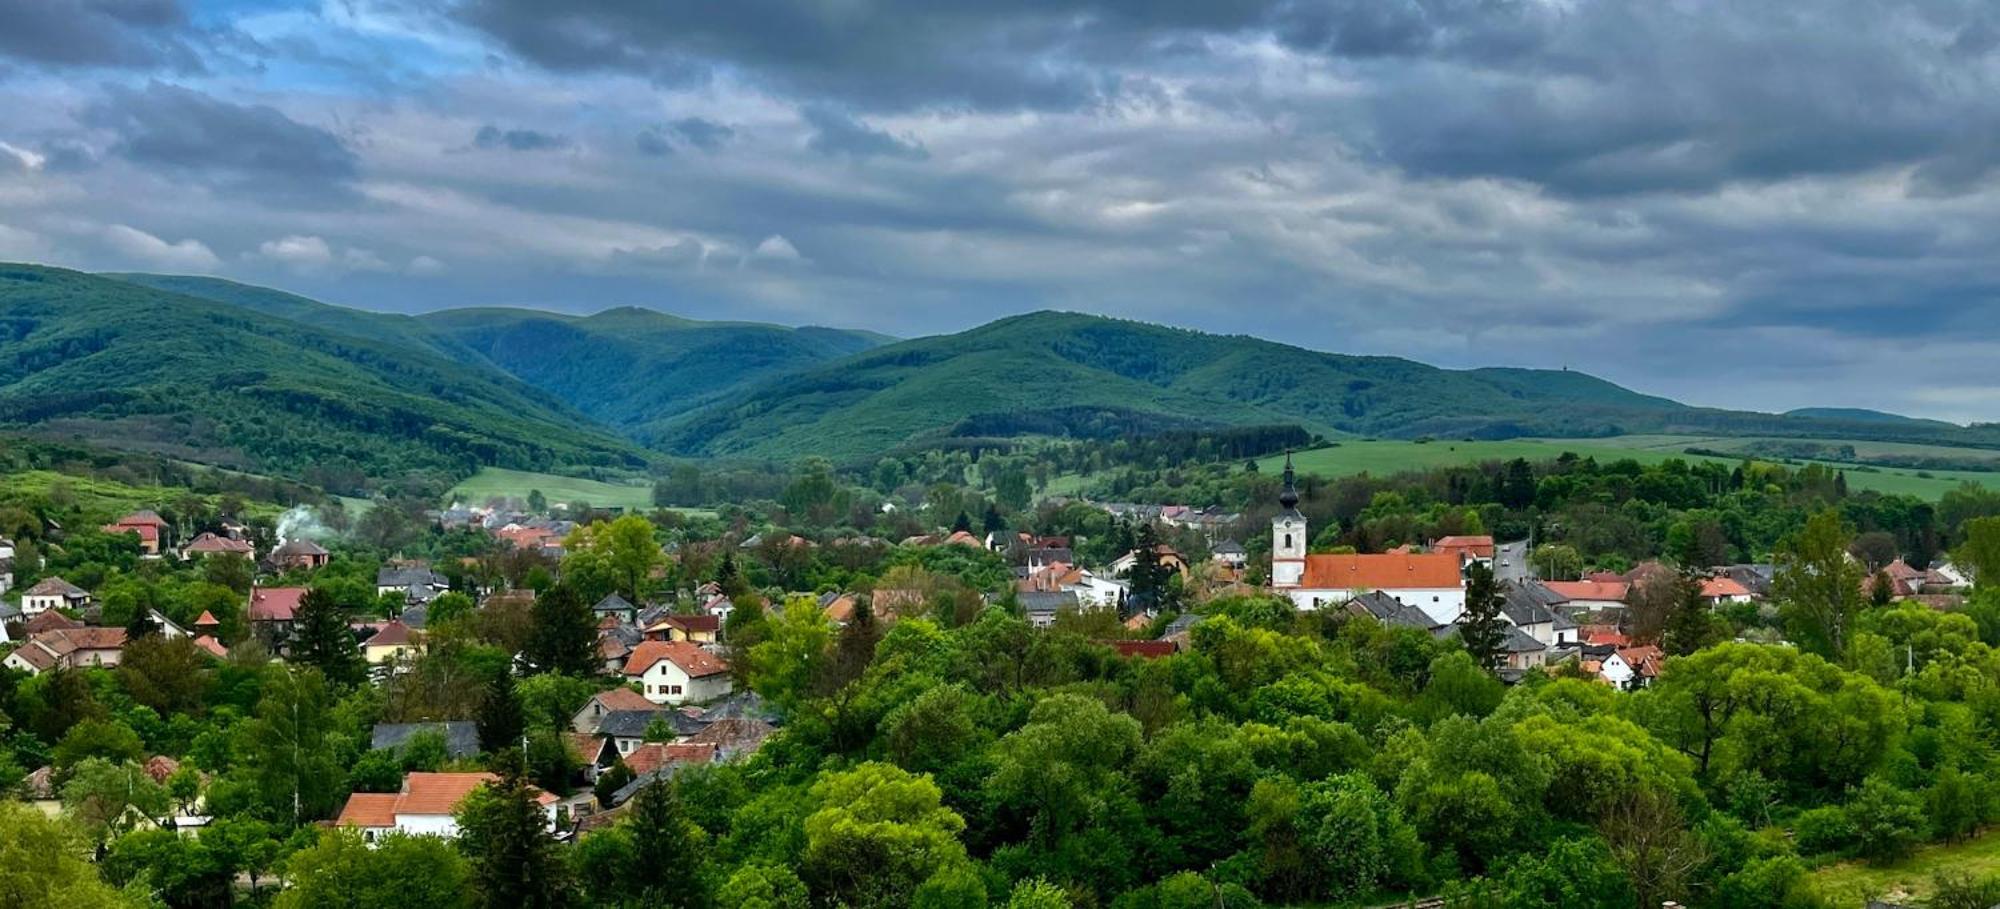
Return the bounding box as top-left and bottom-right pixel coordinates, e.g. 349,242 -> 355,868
1283,534 -> 1293,549
668,685 -> 683,695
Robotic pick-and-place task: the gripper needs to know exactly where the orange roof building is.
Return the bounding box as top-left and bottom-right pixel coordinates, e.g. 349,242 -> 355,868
336,772 -> 557,840
622,641 -> 734,706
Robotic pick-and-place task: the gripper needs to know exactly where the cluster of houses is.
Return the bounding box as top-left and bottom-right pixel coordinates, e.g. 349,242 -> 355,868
436,504 -> 577,558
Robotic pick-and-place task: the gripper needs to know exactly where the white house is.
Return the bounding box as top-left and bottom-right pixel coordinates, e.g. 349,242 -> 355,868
336,772 -> 557,842
622,641 -> 733,705
19,577 -> 89,617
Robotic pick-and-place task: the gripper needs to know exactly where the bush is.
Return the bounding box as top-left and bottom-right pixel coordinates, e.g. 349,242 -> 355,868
1792,806 -> 1857,856
1845,778 -> 1925,864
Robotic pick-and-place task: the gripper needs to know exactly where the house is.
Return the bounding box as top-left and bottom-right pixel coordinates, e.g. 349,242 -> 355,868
652,614 -> 720,644
1699,576 -> 1754,606
570,688 -> 658,733
1267,456 -> 1465,622
1598,645 -> 1664,690
270,539 -> 330,570
1344,589 -> 1451,631
1108,545 -> 1189,578
247,586 -> 307,646
19,577 -> 91,617
1100,639 -> 1178,659
1015,590 -> 1082,629
377,564 -> 449,604
371,722 -> 480,760
1433,535 -> 1496,566
102,511 -> 170,556
622,641 -> 732,705
1542,580 -> 1631,614
1211,539 -> 1248,569
817,591 -> 859,625
183,532 -> 255,560
592,593 -> 639,625
1498,580 -> 1579,646
3,626 -> 127,675
361,621 -> 419,664
580,708 -> 708,777
336,772 -> 557,841
680,717 -> 776,762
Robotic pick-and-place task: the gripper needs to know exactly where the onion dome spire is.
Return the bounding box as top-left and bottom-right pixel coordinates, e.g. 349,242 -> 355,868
1279,451 -> 1299,510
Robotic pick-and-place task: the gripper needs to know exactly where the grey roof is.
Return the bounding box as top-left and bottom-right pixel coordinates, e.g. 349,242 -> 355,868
1429,622 -> 1544,653
377,565 -> 447,588
371,721 -> 479,759
603,624 -> 645,648
596,708 -> 706,739
609,765 -> 698,807
697,690 -> 780,725
272,538 -> 329,556
593,593 -> 637,614
1212,539 -> 1246,555
1347,590 -> 1445,630
1158,612 -> 1205,639
1016,590 -> 1080,615
1498,580 -> 1564,628
1719,564 -> 1776,596
399,604 -> 429,630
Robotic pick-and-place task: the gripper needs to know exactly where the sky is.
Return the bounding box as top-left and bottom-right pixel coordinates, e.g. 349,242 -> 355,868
1,1 -> 1997,423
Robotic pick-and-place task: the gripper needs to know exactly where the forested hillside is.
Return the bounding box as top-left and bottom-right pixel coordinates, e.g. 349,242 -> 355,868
0,265 -> 643,479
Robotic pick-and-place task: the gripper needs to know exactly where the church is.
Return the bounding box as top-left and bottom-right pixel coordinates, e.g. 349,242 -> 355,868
1269,454 -> 1468,625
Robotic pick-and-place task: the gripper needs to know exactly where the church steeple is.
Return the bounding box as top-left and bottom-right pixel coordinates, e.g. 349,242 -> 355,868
1271,450 -> 1307,590
1279,451 -> 1299,511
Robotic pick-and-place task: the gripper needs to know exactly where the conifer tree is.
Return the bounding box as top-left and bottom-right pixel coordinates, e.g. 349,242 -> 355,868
291,587 -> 364,687
1457,561 -> 1509,671
477,669 -> 524,755
523,583 -> 597,677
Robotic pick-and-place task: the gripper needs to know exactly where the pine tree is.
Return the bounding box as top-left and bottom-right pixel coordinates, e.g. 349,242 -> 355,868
951,511 -> 973,534
523,583 -> 597,677
460,756 -> 571,908
290,587 -> 364,687
716,553 -> 746,598
1127,523 -> 1169,616
628,779 -> 706,906
477,669 -> 524,755
1457,561 -> 1510,671
1662,569 -> 1719,656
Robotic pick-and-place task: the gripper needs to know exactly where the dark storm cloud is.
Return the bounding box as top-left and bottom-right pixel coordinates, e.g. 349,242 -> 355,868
0,0 -> 205,71
802,107 -> 926,160
472,124 -> 573,151
82,80 -> 358,199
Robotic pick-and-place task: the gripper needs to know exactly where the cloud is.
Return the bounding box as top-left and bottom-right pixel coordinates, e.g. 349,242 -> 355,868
101,223 -> 218,270
636,117 -> 734,156
472,124 -> 573,152
255,234 -> 334,269
82,81 -> 358,201
802,107 -> 926,160
407,254 -> 446,275
752,234 -> 803,262
0,141 -> 46,172
0,0 -> 206,71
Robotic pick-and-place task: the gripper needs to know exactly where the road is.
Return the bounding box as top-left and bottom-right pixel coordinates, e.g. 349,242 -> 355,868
1494,539 -> 1533,582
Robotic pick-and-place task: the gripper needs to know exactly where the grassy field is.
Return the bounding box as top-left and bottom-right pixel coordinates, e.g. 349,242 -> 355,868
449,467 -> 715,516
0,470 -> 288,520
1811,831 -> 2000,906
1255,439 -> 1998,500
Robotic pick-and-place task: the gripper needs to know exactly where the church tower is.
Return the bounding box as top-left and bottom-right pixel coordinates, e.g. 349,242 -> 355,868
1271,452 -> 1307,589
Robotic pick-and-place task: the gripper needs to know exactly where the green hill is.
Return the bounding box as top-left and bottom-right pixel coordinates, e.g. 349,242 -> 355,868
114,272 -> 891,440
650,311 -> 2000,462
1783,406 -> 1954,428
0,264 -> 644,477
415,306 -> 888,435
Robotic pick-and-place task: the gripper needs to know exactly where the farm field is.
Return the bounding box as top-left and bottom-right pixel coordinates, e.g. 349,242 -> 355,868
1255,439 -> 1998,500
448,467 -> 703,515
1810,829 -> 2000,906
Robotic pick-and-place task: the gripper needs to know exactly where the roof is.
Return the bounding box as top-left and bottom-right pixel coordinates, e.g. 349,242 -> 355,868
622,640 -> 729,678
661,614 -> 720,634
193,610 -> 220,626
1434,535 -> 1497,558
371,722 -> 480,759
184,533 -> 253,554
1017,590 -> 1080,614
1700,577 -> 1752,598
1617,645 -> 1665,677
1158,613 -> 1205,639
23,611 -> 83,634
48,627 -> 127,651
1345,590 -> 1446,630
272,538 -> 329,557
622,742 -> 717,776
1300,553 -> 1464,590
336,792 -> 400,828
103,522 -> 159,543
23,577 -> 88,599
593,593 -> 637,614
192,635 -> 228,659
595,708 -> 705,739
377,565 -> 446,587
249,586 -> 307,622
585,688 -> 656,714
1543,580 -> 1631,603
1498,580 -> 1564,627
681,717 -> 776,756
1211,539 -> 1247,555
364,621 -> 417,647
113,510 -> 170,528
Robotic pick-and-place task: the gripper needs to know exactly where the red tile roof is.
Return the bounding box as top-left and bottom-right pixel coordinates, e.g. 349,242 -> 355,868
1433,535 -> 1496,559
1301,552 -> 1464,590
1700,577 -> 1751,598
185,532 -> 254,554
1101,640 -> 1178,659
589,688 -> 656,713
664,614 -> 720,634
335,792 -> 400,828
622,742 -> 716,776
622,641 -> 728,678
364,622 -> 415,647
1544,580 -> 1631,602
23,611 -> 83,634
249,586 -> 307,622
192,635 -> 228,659
1618,645 -> 1665,677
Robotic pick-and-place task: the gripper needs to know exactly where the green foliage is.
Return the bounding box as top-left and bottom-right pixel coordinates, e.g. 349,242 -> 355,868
802,762 -> 969,909
277,830 -> 475,909
0,802 -> 142,908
